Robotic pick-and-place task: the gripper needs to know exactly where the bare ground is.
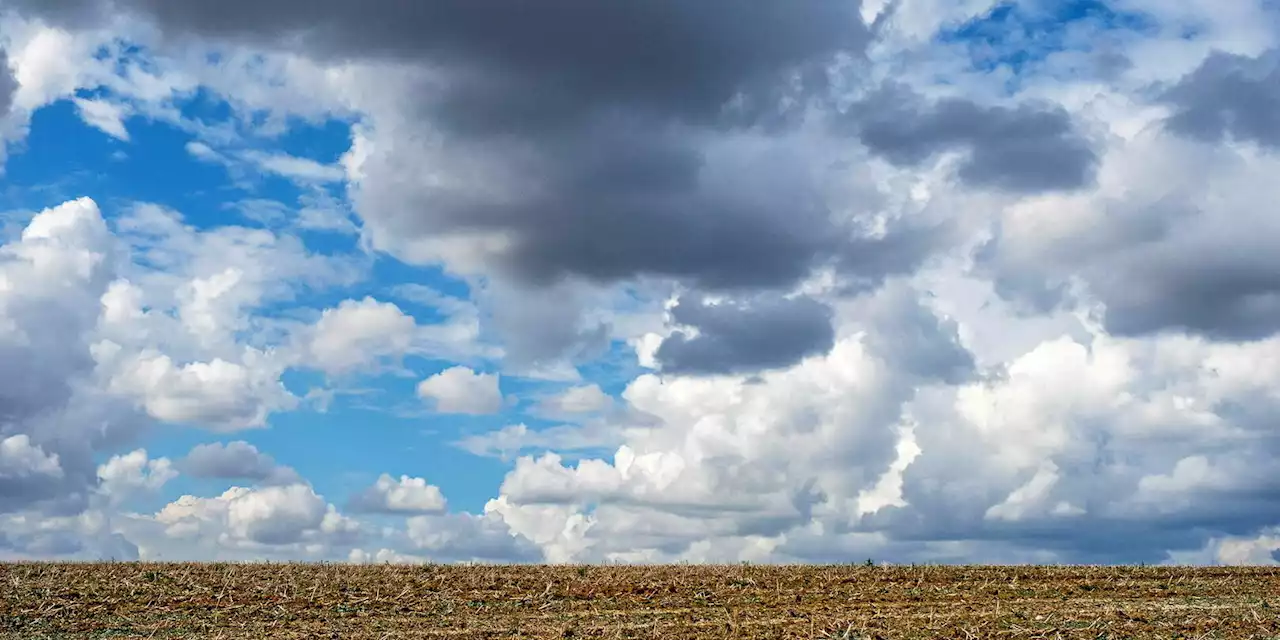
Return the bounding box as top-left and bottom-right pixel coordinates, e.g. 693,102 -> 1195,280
3,563 -> 1278,638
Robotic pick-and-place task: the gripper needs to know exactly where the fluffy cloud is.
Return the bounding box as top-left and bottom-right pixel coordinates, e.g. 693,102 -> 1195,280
402,512 -> 540,563
303,296 -> 486,375
976,124 -> 1280,341
99,349 -> 294,430
416,366 -> 503,415
0,435 -> 64,511
150,484 -> 357,549
535,385 -> 613,416
0,435 -> 62,479
0,197 -> 145,515
303,297 -> 419,375
178,441 -> 299,485
346,474 -> 447,515
96,449 -> 176,505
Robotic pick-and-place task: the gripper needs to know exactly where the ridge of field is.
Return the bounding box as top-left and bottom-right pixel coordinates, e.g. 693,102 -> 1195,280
2,563 -> 1278,639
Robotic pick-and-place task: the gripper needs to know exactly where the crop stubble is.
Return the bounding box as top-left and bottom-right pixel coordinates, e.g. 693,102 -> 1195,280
2,563 -> 1278,638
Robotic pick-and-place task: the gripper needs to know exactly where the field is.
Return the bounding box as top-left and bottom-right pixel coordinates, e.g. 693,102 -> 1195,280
2,563 -> 1278,639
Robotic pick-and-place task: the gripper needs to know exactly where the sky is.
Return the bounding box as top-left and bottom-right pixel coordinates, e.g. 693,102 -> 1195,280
1,0 -> 1279,566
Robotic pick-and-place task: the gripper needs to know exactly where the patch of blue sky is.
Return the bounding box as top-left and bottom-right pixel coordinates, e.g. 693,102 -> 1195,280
175,85 -> 236,129
261,370 -> 519,513
576,339 -> 649,398
264,116 -> 355,165
373,255 -> 475,325
133,352 -> 518,514
0,101 -> 132,211
936,0 -> 1158,79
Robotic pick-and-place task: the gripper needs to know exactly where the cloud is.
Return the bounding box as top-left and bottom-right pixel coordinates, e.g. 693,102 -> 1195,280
416,366 -> 503,415
42,1 -> 868,124
151,484 -> 356,547
99,349 -> 294,430
71,96 -> 130,140
96,449 -> 176,504
184,140 -> 221,162
0,435 -> 62,479
346,474 -> 447,515
0,48 -> 15,116
0,511 -> 140,561
535,385 -> 614,416
303,297 -> 419,375
476,279 -> 610,369
347,548 -> 428,565
839,82 -> 1099,192
302,296 -> 488,375
455,423 -> 625,462
178,441 -> 299,485
655,293 -> 835,375
0,197 -> 148,515
1162,49 -> 1280,149
402,511 -> 540,563
858,282 -> 975,384
976,126 -> 1280,341
0,435 -> 64,511
240,149 -> 345,183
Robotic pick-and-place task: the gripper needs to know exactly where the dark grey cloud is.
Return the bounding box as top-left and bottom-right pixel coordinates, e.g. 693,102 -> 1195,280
840,82 -> 1098,192
23,0 -> 866,129
178,441 -> 299,485
356,114 -> 949,300
1095,252 -> 1280,341
477,129 -> 840,290
656,293 -> 835,375
0,49 -> 15,116
1162,49 -> 1280,149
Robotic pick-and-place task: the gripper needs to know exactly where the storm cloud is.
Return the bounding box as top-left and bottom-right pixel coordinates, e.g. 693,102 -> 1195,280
841,82 -> 1099,192
0,49 -> 15,117
1163,49 -> 1280,149
22,0 -> 867,133
656,293 -> 836,375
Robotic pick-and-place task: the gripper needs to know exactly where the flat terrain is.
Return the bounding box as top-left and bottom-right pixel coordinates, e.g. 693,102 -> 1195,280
2,563 -> 1278,639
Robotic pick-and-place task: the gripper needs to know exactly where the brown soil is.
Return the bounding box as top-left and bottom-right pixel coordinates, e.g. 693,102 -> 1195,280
3,563 -> 1278,638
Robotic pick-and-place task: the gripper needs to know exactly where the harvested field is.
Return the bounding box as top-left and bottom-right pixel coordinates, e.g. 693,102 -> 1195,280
2,563 -> 1278,639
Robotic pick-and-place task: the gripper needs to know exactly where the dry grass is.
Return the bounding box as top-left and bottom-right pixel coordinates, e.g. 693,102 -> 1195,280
2,563 -> 1278,638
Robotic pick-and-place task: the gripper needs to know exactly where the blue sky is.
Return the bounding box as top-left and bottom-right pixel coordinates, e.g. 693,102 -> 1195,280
3,0 -> 1280,566
937,0 -> 1157,73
